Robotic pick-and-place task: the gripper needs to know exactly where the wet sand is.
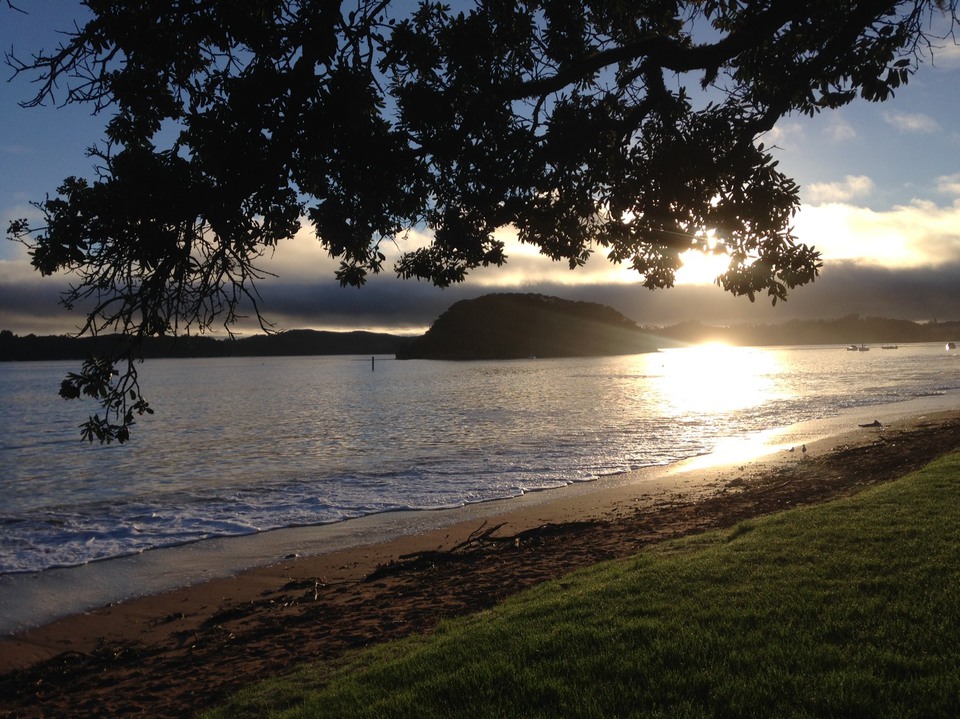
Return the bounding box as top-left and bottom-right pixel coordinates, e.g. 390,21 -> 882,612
1,402 -> 959,717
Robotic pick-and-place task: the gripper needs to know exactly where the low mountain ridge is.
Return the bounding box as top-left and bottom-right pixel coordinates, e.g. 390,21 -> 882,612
0,328 -> 409,361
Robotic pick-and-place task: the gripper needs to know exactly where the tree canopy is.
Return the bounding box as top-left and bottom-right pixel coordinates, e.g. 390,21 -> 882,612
5,0 -> 958,442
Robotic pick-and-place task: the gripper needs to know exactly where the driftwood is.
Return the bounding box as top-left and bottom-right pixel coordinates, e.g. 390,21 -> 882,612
364,519 -> 603,582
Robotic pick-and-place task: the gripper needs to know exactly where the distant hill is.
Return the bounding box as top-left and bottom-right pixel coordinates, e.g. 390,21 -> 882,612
0,328 -> 410,362
655,315 -> 960,347
396,293 -> 658,360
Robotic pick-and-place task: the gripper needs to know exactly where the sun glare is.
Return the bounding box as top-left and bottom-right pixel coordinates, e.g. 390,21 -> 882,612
675,237 -> 731,285
650,344 -> 785,416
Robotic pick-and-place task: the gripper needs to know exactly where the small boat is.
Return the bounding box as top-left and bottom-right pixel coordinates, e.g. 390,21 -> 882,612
881,345 -> 898,350
948,342 -> 957,351
858,344 -> 870,352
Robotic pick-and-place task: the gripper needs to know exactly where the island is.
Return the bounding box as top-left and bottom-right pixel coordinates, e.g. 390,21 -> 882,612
395,293 -> 659,360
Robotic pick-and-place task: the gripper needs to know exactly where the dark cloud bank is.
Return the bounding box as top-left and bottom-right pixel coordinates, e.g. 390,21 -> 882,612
254,261 -> 960,333
5,261 -> 960,336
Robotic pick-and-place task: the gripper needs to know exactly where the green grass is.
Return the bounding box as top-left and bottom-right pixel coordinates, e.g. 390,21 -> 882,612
206,451 -> 960,718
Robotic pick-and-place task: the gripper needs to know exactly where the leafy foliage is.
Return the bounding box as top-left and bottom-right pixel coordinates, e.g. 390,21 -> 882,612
58,356 -> 153,444
5,0 -> 957,441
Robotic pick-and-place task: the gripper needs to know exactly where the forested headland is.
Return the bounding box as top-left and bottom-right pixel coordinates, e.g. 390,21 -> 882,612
396,294 -> 659,360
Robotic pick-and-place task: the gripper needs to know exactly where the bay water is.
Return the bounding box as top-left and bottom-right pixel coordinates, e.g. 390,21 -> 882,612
2,343 -> 959,577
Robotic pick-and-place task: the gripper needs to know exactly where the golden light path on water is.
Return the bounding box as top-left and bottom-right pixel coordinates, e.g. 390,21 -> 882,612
652,343 -> 789,415
643,343 -> 797,468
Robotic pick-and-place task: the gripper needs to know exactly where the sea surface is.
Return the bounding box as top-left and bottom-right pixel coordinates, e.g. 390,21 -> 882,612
2,343 -> 959,576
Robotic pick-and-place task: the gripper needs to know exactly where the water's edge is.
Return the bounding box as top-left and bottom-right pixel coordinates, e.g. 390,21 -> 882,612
2,392 -> 956,636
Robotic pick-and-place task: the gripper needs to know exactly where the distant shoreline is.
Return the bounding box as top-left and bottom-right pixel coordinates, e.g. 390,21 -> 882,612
3,314 -> 959,362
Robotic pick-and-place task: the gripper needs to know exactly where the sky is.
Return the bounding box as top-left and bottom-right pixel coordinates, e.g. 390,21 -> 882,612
2,4 -> 960,337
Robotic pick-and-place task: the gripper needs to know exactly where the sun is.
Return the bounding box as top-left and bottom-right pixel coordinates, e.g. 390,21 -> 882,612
672,229 -> 732,286
674,247 -> 731,286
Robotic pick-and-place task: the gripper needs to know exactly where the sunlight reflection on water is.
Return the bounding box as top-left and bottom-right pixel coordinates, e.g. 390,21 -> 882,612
1,343 -> 958,573
648,344 -> 789,416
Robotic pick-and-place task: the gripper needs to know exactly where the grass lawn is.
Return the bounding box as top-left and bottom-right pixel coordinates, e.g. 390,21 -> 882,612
206,451 -> 960,718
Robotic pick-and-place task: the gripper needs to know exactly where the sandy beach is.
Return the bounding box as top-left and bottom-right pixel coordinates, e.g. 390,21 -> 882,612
2,400 -> 959,717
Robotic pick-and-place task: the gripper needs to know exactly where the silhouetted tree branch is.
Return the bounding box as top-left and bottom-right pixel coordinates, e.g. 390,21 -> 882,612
4,0 -> 958,442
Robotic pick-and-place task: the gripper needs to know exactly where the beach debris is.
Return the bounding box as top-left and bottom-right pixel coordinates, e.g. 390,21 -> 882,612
154,611 -> 186,626
363,520 -> 602,582
278,577 -> 331,602
859,420 -> 883,428
201,603 -> 258,629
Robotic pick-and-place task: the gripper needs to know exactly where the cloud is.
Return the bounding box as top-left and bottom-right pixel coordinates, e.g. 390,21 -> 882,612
5,195 -> 960,336
825,119 -> 857,142
937,173 -> 960,196
0,267 -> 76,335
794,198 -> 960,268
757,261 -> 960,323
803,175 -> 874,204
0,203 -> 47,263
929,40 -> 960,69
882,111 -> 941,133
7,256 -> 960,337
760,121 -> 806,150
258,223 -> 634,293
241,263 -> 960,332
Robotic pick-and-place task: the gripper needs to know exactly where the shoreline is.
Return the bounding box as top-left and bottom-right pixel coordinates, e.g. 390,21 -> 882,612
2,403 -> 960,716
1,392 -> 958,640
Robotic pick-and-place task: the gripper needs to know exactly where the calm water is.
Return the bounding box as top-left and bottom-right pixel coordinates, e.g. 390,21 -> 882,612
1,343 -> 958,575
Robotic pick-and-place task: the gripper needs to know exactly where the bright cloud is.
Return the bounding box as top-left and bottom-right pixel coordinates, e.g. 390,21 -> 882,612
760,121 -> 806,150
937,173 -> 960,196
186,193 -> 960,293
258,224 -> 435,284
882,111 -> 941,133
804,175 -> 875,204
258,223 -> 635,291
0,202 -> 46,263
471,226 -> 634,287
794,198 -> 960,268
